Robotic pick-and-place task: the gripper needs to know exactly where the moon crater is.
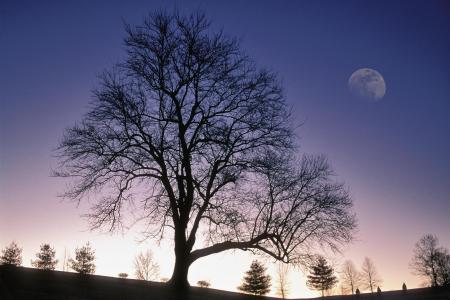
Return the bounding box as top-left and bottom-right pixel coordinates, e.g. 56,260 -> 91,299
348,68 -> 386,101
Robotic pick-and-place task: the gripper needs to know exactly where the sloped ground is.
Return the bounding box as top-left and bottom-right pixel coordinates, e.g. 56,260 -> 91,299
1,265 -> 449,300
324,288 -> 450,300
0,265 -> 278,300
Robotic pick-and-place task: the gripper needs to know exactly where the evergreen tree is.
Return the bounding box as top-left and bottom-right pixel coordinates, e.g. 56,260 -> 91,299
377,286 -> 381,294
306,256 -> 338,297
238,260 -> 271,295
402,282 -> 407,291
69,242 -> 95,274
31,244 -> 58,270
0,242 -> 22,266
355,288 -> 361,295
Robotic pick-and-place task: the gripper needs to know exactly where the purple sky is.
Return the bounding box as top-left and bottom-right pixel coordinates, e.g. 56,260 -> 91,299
1,0 -> 449,297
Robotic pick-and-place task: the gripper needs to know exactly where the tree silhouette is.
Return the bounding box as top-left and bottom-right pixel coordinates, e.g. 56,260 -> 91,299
69,242 -> 95,274
0,242 -> 22,266
435,249 -> 450,286
134,250 -> 160,281
275,262 -> 290,299
377,286 -> 381,294
402,282 -> 407,291
306,256 -> 337,297
341,260 -> 361,294
410,234 -> 450,287
238,260 -> 271,295
55,10 -> 356,291
31,244 -> 58,270
118,272 -> 128,278
361,257 -> 382,292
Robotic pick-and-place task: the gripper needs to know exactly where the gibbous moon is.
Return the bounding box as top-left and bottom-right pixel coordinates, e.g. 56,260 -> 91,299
348,68 -> 386,102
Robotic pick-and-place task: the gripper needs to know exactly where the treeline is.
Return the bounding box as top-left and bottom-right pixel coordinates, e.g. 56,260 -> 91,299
0,242 -> 96,274
302,233 -> 450,297
235,234 -> 450,298
0,242 -> 158,280
1,233 -> 449,297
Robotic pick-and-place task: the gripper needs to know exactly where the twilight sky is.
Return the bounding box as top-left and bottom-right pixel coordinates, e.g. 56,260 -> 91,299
1,0 -> 449,298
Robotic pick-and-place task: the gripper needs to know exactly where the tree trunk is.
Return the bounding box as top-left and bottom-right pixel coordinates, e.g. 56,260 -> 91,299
168,254 -> 191,291
168,228 -> 191,294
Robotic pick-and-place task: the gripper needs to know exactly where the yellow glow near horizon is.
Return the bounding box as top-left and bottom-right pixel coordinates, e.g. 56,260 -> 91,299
0,224 -> 426,299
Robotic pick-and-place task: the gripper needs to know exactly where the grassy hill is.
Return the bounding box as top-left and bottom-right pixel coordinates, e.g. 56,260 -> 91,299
1,265 -> 449,300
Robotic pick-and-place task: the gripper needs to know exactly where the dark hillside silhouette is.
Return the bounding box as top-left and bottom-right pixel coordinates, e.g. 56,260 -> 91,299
1,266 -> 450,300
55,10 -> 356,293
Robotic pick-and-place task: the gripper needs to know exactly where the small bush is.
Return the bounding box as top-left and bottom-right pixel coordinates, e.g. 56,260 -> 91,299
197,280 -> 210,288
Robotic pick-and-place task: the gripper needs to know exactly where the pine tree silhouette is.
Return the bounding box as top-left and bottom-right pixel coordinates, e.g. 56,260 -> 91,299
69,242 -> 95,274
0,242 -> 22,266
31,244 -> 58,270
306,256 -> 338,297
238,260 -> 271,295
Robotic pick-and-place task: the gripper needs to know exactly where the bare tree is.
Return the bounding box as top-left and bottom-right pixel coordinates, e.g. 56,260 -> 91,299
410,234 -> 450,287
435,249 -> 450,286
134,250 -> 160,281
339,284 -> 350,295
55,10 -> 356,291
361,257 -> 381,293
275,262 -> 290,299
341,260 -> 361,295
61,247 -> 70,272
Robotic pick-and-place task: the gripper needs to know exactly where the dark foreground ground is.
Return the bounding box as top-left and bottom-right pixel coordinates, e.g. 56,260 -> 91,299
1,265 -> 449,300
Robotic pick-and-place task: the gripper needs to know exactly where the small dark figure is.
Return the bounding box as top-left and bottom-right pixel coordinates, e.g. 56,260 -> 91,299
355,288 -> 361,295
402,282 -> 407,291
377,286 -> 381,295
